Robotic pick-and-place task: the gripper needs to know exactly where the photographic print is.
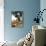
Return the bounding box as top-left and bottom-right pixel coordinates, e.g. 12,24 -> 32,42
11,11 -> 24,27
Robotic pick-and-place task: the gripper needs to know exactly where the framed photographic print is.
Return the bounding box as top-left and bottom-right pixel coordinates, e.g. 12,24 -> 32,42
11,11 -> 24,28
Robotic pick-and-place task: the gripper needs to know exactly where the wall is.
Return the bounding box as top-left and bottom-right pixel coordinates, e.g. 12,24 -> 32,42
40,0 -> 46,27
0,0 -> 4,42
4,0 -> 40,42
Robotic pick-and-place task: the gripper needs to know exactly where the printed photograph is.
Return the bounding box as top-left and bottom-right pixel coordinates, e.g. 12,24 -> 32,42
11,11 -> 24,27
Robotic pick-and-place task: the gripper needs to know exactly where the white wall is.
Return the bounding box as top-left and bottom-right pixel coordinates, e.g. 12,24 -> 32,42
0,0 -> 4,42
40,0 -> 46,27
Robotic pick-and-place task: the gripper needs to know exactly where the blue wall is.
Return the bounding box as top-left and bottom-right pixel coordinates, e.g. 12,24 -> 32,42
4,0 -> 40,42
